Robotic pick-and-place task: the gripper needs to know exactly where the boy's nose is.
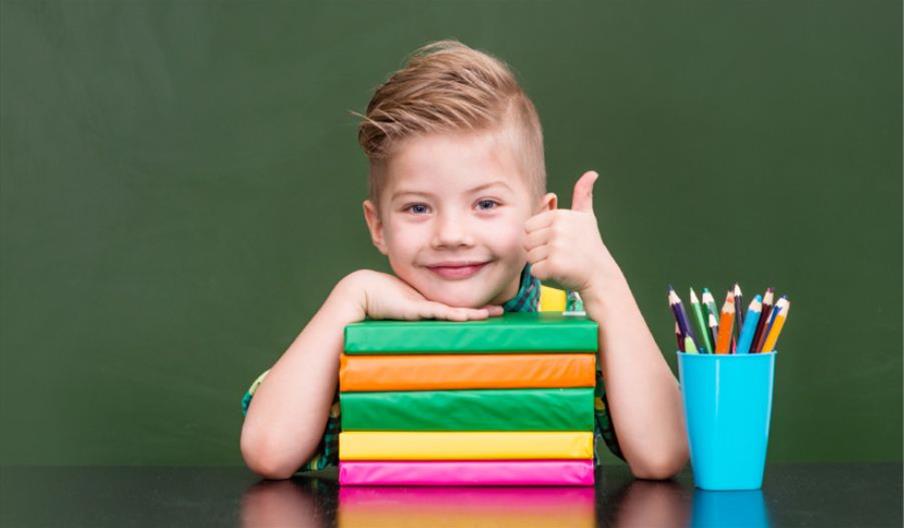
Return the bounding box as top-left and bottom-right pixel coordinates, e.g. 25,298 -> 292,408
431,212 -> 475,249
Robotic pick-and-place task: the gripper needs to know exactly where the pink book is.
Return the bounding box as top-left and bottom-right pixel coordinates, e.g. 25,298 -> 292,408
338,459 -> 594,486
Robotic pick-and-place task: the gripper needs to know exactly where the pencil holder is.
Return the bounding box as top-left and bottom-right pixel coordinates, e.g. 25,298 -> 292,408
677,351 -> 777,490
691,489 -> 768,527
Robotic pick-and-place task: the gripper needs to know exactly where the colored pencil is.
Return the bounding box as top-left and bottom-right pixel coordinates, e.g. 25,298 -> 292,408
733,283 -> 745,335
731,284 -> 743,353
702,288 -> 720,331
684,335 -> 699,354
689,288 -> 713,354
758,304 -> 780,352
735,295 -> 763,355
754,294 -> 781,353
762,294 -> 786,343
707,312 -> 718,351
751,288 -> 775,353
675,321 -> 684,352
762,297 -> 790,352
701,288 -> 719,350
668,285 -> 698,350
714,291 -> 735,354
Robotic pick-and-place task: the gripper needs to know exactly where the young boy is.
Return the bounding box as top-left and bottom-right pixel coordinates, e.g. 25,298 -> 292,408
240,40 -> 688,480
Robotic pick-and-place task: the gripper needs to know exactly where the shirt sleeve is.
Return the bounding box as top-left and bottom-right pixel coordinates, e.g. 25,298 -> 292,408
594,368 -> 626,462
241,369 -> 341,473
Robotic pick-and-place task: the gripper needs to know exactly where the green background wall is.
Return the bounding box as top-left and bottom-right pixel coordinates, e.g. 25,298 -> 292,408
1,0 -> 900,466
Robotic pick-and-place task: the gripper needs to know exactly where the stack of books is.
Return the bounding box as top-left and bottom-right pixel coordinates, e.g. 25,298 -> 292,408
337,312 -> 598,486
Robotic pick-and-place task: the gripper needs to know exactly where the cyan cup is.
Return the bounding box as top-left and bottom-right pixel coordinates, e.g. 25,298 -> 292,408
677,351 -> 777,490
691,489 -> 770,528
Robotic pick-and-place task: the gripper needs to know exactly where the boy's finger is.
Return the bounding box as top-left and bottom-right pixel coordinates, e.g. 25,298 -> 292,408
570,170 -> 598,213
419,301 -> 461,321
524,210 -> 555,233
526,243 -> 551,264
529,259 -> 551,280
480,305 -> 504,316
524,225 -> 552,251
439,303 -> 486,321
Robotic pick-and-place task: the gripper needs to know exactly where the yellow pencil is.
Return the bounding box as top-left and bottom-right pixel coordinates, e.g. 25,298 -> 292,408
762,298 -> 790,352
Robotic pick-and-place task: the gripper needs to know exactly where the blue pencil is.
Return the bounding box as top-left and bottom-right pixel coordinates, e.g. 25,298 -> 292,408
735,294 -> 763,355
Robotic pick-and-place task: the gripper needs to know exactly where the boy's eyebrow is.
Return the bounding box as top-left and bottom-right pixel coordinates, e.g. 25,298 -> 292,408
391,180 -> 512,200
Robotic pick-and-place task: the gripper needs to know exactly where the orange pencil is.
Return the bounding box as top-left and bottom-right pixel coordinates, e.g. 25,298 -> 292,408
715,291 -> 735,354
762,297 -> 790,352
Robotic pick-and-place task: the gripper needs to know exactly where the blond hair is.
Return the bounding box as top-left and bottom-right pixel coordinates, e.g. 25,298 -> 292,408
356,40 -> 546,211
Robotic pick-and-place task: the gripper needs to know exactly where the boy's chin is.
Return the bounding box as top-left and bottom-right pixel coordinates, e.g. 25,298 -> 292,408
420,286 -> 493,310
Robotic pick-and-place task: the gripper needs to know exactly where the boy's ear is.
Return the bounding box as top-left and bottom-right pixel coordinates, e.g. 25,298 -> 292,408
362,199 -> 389,255
538,192 -> 557,213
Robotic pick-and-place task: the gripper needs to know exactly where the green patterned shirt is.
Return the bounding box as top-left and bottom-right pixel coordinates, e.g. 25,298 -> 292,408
241,263 -> 624,473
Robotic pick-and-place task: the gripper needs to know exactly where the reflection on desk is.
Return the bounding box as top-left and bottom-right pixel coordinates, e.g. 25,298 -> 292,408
239,464 -> 902,528
0,463 -> 900,527
242,475 -> 770,528
338,486 -> 595,528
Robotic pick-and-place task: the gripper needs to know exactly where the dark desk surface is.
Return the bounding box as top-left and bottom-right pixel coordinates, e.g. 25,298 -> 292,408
1,463 -> 900,527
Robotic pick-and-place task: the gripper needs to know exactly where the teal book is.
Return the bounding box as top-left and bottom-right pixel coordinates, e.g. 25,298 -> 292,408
343,312 -> 599,354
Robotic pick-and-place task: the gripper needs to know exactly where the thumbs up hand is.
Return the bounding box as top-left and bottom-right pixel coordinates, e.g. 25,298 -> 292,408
524,170 -> 615,296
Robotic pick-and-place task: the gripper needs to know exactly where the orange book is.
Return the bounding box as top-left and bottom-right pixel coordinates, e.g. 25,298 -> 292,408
340,353 -> 595,392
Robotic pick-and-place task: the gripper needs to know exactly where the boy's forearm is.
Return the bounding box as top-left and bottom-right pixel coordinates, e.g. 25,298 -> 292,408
582,258 -> 689,479
240,276 -> 363,479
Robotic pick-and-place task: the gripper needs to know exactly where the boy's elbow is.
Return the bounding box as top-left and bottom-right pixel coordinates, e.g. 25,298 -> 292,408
629,447 -> 689,480
240,425 -> 300,480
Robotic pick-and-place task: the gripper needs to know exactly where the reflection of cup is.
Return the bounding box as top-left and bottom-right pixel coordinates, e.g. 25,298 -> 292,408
677,351 -> 777,490
691,489 -> 770,528
338,486 -> 595,528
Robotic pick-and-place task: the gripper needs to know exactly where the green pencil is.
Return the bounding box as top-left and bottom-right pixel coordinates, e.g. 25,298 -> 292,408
702,288 -> 720,329
689,288 -> 713,354
684,335 -> 699,354
701,288 -> 720,348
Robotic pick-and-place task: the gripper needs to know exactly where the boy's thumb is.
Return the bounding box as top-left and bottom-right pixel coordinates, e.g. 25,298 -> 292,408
570,171 -> 599,213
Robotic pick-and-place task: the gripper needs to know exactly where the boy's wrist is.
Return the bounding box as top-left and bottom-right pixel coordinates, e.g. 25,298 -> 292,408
326,271 -> 369,324
581,256 -> 628,316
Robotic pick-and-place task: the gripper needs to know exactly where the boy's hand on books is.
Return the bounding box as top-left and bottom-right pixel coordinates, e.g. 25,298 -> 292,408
342,270 -> 504,322
524,170 -> 615,295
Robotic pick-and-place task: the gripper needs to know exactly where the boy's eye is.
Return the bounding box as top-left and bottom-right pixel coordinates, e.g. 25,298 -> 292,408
405,203 -> 430,215
476,199 -> 499,210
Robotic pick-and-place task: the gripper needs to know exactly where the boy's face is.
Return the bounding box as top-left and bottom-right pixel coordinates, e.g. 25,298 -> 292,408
363,129 -> 556,308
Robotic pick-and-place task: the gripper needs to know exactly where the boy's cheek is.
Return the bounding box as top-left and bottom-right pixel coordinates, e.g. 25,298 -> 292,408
382,226 -> 425,253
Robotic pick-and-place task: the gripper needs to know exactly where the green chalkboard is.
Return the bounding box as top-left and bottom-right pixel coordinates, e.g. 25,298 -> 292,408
0,0 -> 900,466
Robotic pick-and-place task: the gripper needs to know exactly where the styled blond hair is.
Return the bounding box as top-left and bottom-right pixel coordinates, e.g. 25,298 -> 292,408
356,40 -> 546,211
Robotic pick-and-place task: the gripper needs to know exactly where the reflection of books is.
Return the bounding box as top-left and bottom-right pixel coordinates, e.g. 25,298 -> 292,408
338,486 -> 596,528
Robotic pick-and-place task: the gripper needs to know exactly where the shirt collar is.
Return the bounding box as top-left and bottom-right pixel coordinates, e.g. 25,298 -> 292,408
502,263 -> 541,312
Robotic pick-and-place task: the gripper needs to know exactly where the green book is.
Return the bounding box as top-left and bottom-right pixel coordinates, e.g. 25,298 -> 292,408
340,388 -> 595,431
343,312 -> 599,354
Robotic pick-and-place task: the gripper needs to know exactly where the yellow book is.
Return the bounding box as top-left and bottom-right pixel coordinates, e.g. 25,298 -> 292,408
539,285 -> 567,312
339,431 -> 593,460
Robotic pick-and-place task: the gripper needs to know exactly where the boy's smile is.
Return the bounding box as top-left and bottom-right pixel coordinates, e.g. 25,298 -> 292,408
363,129 -> 556,308
425,261 -> 489,280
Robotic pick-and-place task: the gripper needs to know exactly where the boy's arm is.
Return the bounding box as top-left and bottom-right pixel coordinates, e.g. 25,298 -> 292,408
524,170 -> 688,479
240,270 -> 501,480
582,260 -> 689,479
240,275 -> 363,479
